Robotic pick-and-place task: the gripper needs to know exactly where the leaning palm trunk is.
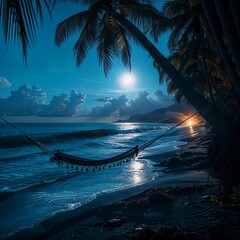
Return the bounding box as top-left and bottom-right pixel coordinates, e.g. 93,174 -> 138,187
102,5 -> 236,132
201,0 -> 240,97
214,0 -> 240,71
213,86 -> 237,121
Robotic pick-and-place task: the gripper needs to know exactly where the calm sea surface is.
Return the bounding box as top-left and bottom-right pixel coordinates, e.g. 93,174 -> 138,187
0,122 -> 202,238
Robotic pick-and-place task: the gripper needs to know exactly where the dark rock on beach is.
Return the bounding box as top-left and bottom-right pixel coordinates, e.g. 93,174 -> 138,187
165,156 -> 185,168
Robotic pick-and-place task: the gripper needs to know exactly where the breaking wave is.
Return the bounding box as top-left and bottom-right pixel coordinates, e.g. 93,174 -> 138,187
0,126 -> 167,148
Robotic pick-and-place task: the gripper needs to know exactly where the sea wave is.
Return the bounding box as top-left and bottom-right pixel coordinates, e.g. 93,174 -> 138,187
0,152 -> 42,162
83,142 -> 103,147
0,129 -> 111,148
0,126 -> 168,149
0,171 -> 84,202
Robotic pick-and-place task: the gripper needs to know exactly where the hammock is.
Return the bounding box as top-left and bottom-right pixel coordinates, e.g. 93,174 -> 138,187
53,147 -> 138,167
0,105 -> 212,170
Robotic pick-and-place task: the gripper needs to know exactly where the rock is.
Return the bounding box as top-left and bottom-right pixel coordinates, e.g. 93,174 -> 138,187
160,160 -> 167,166
153,163 -> 162,167
165,157 -> 185,168
177,152 -> 192,158
133,227 -> 154,240
146,189 -> 174,204
186,156 -> 202,163
189,162 -> 204,168
103,217 -> 126,228
94,221 -> 104,227
197,195 -> 211,203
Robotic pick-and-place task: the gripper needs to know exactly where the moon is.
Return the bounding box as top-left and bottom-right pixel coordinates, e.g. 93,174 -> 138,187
119,72 -> 136,89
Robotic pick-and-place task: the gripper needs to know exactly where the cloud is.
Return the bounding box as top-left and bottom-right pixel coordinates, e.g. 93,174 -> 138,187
0,84 -> 172,119
40,94 -> 68,116
0,85 -> 85,117
89,90 -> 173,118
64,90 -> 85,116
120,90 -> 173,117
120,91 -> 156,116
0,77 -> 12,88
150,90 -> 173,108
90,95 -> 128,117
40,90 -> 85,117
92,97 -> 113,103
0,85 -> 46,115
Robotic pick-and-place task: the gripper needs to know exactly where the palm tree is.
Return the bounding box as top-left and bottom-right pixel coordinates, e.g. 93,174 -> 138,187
148,0 -> 240,123
0,0 -> 52,65
54,0 -> 237,132
54,1 -> 132,76
153,0 -> 240,119
213,0 -> 240,71
153,41 -> 239,121
201,0 -> 240,96
155,0 -> 216,104
153,44 -> 210,102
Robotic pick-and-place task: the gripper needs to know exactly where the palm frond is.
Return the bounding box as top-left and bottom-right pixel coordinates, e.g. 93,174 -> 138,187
162,0 -> 188,18
108,16 -> 131,70
55,10 -> 89,46
189,0 -> 201,8
147,14 -> 171,41
174,89 -> 184,103
119,2 -> 159,27
37,0 -> 53,22
73,5 -> 100,66
167,14 -> 190,51
97,13 -> 115,75
51,0 -> 97,9
167,80 -> 177,94
117,0 -> 167,42
0,0 -> 52,64
153,59 -> 167,84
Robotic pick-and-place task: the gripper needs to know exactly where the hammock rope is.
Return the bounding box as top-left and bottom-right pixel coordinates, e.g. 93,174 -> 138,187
0,104 -> 212,169
0,116 -> 54,157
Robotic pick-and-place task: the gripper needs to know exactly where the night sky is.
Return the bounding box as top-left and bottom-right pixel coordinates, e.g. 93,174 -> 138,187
0,1 -> 172,121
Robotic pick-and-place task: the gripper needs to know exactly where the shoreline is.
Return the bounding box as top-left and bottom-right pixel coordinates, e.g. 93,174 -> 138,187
7,127 -> 219,240
9,170 -> 215,240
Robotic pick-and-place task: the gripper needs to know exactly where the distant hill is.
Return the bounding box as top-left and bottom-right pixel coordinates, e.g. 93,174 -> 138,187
117,102 -> 195,123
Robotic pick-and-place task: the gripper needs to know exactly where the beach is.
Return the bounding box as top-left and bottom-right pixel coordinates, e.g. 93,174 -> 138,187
6,125 -> 239,240
1,1 -> 240,238
0,122 -> 189,238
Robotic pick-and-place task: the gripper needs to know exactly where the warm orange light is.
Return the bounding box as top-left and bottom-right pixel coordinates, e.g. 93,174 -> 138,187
183,113 -> 203,128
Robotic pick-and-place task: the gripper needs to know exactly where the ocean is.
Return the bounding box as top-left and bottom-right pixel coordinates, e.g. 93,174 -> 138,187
0,122 -> 202,239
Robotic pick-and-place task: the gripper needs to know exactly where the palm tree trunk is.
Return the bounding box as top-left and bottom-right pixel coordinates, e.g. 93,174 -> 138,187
102,5 -> 237,132
192,67 -> 197,92
199,29 -> 215,104
228,0 -> 240,37
213,85 -> 237,121
214,0 -> 240,70
201,0 -> 240,96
